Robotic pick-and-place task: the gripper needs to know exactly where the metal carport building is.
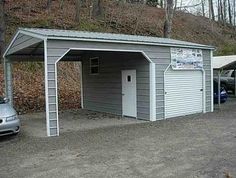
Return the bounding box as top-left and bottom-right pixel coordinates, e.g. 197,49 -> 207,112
3,28 -> 214,136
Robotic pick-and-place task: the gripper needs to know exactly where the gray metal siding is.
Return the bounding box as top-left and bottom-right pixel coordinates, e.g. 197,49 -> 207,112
7,33 -> 42,55
145,47 -> 171,120
82,52 -> 150,120
44,39 -> 212,135
202,50 -> 212,112
149,47 -> 212,119
46,41 -> 69,136
45,39 -> 153,135
46,40 -> 172,120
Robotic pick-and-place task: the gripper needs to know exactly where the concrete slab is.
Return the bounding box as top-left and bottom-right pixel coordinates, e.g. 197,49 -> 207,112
19,109 -> 146,137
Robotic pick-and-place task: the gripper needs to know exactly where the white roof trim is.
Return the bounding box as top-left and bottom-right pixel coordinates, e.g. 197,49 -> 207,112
213,55 -> 236,69
47,36 -> 214,49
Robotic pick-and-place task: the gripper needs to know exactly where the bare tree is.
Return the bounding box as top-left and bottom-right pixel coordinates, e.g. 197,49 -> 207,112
228,0 -> 232,25
234,0 -> 236,26
75,0 -> 81,22
223,0 -> 227,24
0,0 -> 6,62
209,0 -> 215,21
163,0 -> 175,38
219,0 -> 224,22
218,0 -> 221,21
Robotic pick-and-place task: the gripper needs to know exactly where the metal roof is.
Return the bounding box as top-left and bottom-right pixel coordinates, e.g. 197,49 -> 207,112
18,28 -> 214,49
213,55 -> 236,70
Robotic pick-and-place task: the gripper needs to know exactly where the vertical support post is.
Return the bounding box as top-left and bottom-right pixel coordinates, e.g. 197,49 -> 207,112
218,70 -> 221,109
149,62 -> 156,121
210,50 -> 214,112
4,57 -> 13,106
79,61 -> 84,109
44,40 -> 50,136
202,69 -> 206,113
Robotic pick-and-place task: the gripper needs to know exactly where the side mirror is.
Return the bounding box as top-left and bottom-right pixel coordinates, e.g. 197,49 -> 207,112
3,98 -> 10,103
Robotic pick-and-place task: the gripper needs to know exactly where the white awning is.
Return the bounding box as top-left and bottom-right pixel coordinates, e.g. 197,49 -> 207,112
213,55 -> 236,70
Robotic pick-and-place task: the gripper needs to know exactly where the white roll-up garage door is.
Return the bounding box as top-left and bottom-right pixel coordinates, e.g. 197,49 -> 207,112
165,68 -> 203,119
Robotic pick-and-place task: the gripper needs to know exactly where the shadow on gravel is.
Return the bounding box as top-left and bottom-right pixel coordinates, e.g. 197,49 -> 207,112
0,134 -> 19,143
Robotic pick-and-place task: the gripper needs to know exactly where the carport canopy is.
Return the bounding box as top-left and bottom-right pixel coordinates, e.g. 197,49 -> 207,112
3,28 -> 214,137
213,55 -> 236,107
213,55 -> 236,70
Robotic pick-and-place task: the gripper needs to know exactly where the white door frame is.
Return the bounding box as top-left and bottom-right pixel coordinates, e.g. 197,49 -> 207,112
122,69 -> 137,118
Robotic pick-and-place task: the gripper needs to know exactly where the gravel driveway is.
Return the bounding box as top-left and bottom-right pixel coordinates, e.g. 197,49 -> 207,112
0,99 -> 236,178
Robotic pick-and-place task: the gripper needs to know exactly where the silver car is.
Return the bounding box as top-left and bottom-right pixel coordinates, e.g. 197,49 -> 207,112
0,97 -> 20,136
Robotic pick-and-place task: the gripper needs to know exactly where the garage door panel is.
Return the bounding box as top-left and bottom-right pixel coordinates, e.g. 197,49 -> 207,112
165,69 -> 203,118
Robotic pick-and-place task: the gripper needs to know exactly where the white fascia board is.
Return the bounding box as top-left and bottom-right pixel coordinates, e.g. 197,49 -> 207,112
149,62 -> 156,121
62,47 -> 153,63
80,61 -> 84,109
48,37 -> 214,50
163,64 -> 171,120
201,68 -> 206,113
210,50 -> 214,112
54,59 -> 60,136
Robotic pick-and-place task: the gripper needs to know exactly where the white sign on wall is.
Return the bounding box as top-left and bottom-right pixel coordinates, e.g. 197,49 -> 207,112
171,48 -> 203,69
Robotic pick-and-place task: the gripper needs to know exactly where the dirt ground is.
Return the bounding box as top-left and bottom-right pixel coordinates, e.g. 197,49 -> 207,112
0,99 -> 236,178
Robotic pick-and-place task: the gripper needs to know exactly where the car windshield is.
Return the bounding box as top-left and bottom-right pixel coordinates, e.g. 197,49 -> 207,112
0,97 -> 6,104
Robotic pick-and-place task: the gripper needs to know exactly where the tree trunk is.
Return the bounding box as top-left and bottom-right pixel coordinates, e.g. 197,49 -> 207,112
60,0 -> 64,10
92,0 -> 104,19
218,0 -> 221,21
210,0 -> 215,21
163,0 -> 174,38
228,0 -> 232,25
234,0 -> 236,27
0,0 -> 6,62
75,0 -> 81,22
47,0 -> 52,10
223,0 -> 227,24
179,0 -> 183,10
219,0 -> 224,22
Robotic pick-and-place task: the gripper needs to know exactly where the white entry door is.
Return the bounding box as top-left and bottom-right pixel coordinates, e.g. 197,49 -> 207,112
165,69 -> 203,118
122,70 -> 137,117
